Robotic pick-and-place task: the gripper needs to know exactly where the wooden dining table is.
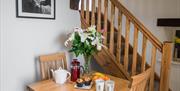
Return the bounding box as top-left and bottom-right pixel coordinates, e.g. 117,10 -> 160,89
27,74 -> 130,91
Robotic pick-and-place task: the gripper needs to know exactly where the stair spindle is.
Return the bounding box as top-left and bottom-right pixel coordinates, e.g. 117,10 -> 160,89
116,11 -> 122,63
141,35 -> 147,72
131,25 -> 139,76
109,3 -> 115,54
124,18 -> 130,71
80,0 -> 85,28
149,46 -> 157,91
103,0 -> 108,45
86,0 -> 90,25
91,0 -> 95,25
97,0 -> 102,32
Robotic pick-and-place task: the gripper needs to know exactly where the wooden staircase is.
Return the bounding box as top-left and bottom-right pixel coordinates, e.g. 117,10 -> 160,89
79,0 -> 173,91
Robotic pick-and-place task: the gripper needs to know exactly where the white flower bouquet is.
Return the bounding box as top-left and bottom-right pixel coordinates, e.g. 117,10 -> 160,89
65,25 -> 105,73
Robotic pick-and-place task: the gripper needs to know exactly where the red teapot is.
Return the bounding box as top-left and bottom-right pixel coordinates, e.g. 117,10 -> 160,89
70,59 -> 84,82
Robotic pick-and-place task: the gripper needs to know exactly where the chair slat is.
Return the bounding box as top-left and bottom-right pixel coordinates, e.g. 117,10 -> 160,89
40,61 -> 45,80
52,61 -> 56,70
44,62 -> 48,79
61,59 -> 65,69
132,25 -> 139,76
141,36 -> 147,72
116,11 -> 122,63
109,3 -> 115,54
47,62 -> 51,79
55,61 -> 58,69
124,18 -> 130,71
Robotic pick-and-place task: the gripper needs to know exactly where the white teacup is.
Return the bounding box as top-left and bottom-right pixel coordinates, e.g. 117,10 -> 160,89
95,79 -> 105,91
105,80 -> 115,91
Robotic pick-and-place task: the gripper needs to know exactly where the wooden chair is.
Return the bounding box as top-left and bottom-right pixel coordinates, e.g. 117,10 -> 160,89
39,52 -> 67,80
130,68 -> 152,91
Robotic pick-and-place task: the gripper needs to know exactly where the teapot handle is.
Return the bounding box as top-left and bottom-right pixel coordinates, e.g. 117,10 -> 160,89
66,71 -> 71,81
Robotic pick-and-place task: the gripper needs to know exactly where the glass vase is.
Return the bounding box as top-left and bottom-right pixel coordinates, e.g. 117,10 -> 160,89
83,55 -> 92,75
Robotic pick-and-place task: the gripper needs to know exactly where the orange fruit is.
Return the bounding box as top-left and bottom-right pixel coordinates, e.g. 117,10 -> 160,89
103,76 -> 110,81
93,75 -> 99,81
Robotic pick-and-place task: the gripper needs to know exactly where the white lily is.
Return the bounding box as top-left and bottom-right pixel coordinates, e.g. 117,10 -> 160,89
79,32 -> 91,42
91,37 -> 98,46
64,32 -> 75,47
88,25 -> 96,35
64,40 -> 68,47
85,40 -> 90,45
88,25 -> 96,31
69,32 -> 75,41
91,36 -> 103,51
74,27 -> 83,32
87,36 -> 94,40
97,44 -> 102,51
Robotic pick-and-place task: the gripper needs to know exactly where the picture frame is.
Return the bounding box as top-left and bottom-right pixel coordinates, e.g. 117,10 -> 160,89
16,0 -> 55,19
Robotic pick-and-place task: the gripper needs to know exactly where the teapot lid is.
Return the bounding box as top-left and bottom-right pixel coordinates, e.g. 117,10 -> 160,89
54,67 -> 67,73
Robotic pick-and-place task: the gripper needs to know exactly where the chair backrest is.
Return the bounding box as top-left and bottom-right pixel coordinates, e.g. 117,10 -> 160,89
130,68 -> 152,91
39,52 -> 67,80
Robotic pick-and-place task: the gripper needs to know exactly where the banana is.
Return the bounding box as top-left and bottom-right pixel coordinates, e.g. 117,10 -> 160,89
93,72 -> 105,77
175,37 -> 180,44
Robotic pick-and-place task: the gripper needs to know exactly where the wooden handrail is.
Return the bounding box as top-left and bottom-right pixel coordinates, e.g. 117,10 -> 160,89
110,0 -> 163,52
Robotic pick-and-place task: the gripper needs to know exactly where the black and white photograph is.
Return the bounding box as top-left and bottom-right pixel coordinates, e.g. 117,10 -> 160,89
16,0 -> 55,19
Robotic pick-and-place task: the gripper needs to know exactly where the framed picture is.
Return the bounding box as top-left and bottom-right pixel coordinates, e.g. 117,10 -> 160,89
16,0 -> 55,19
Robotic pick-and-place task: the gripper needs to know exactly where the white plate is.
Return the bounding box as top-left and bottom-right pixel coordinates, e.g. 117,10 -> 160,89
74,82 -> 93,90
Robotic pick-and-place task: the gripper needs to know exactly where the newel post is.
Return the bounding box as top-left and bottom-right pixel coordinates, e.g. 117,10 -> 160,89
159,42 -> 173,91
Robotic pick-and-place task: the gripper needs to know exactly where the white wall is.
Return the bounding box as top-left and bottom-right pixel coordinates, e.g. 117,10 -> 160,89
0,0 -> 3,90
0,0 -> 81,91
156,61 -> 180,91
120,0 -> 180,42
